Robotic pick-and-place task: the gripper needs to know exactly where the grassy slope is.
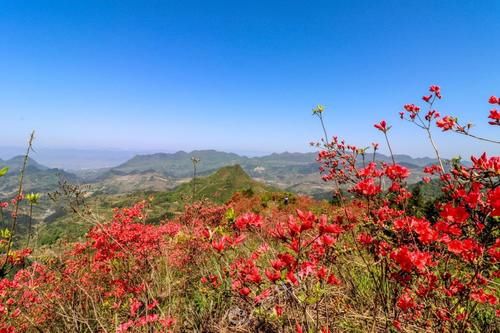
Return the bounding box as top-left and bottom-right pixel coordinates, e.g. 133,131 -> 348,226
34,164 -> 277,246
166,164 -> 274,203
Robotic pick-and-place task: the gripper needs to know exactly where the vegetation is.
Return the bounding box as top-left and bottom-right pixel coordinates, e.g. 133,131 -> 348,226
1,149 -> 439,199
31,164 -> 275,247
0,86 -> 498,332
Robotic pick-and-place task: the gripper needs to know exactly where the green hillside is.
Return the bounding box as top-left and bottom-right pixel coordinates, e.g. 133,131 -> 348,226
2,156 -> 49,172
0,157 -> 78,199
111,150 -> 246,177
34,164 -> 275,246
167,164 -> 273,203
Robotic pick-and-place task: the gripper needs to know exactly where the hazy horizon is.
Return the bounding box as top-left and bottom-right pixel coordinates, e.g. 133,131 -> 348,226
1,1 -> 499,159
0,145 -> 476,171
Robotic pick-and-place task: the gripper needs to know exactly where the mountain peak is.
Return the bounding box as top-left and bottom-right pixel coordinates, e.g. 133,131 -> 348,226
3,156 -> 49,171
212,164 -> 251,180
170,164 -> 271,203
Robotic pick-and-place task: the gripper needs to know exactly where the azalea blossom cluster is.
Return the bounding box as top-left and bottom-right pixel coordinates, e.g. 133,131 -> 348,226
1,202 -> 176,332
488,96 -> 500,126
314,85 -> 499,331
197,206 -> 349,332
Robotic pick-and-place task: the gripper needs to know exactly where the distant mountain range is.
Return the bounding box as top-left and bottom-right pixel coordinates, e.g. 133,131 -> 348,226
0,150 -> 441,198
96,151 -> 437,179
0,156 -> 49,172
0,156 -> 77,198
85,150 -> 437,195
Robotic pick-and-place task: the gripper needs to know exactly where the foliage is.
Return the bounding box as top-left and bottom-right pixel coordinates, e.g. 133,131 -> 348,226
0,87 -> 498,332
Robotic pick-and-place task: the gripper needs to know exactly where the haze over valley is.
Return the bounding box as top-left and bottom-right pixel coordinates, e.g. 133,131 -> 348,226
0,149 -> 439,199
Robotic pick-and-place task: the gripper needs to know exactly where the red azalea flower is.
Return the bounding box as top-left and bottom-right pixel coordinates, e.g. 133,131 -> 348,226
265,269 -> 281,283
327,273 -> 341,285
374,120 -> 390,133
437,308 -> 451,321
404,103 -> 420,113
211,238 -> 226,252
488,109 -> 500,125
353,178 -> 381,196
436,116 -> 456,131
440,203 -> 469,224
390,246 -> 433,272
487,239 -> 500,262
321,234 -> 336,246
275,305 -> 283,317
287,216 -> 301,235
287,270 -> 299,285
425,110 -> 440,121
319,221 -> 343,235
397,291 -> 416,312
270,258 -> 287,271
234,212 -> 262,230
316,266 -> 327,280
470,289 -> 497,305
239,287 -> 251,296
254,288 -> 271,303
412,219 -> 438,244
357,233 -> 373,245
385,164 -> 410,180
429,85 -> 442,98
129,298 -> 142,316
447,239 -> 483,261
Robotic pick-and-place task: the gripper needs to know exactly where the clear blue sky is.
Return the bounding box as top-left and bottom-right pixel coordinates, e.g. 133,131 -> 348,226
1,0 -> 499,158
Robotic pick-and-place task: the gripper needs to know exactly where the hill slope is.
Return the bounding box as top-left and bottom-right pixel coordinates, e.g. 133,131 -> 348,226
112,150 -> 246,177
161,164 -> 273,204
0,156 -> 78,198
34,164 -> 276,245
89,150 -> 443,196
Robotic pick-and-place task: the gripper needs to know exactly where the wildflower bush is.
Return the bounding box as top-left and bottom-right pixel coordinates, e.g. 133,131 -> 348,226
0,86 -> 498,332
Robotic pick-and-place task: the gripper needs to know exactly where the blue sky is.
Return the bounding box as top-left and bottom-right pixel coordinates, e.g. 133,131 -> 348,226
0,0 -> 499,158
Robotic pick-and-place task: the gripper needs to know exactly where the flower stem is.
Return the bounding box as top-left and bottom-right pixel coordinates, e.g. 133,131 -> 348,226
384,132 -> 395,165
1,131 -> 35,276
